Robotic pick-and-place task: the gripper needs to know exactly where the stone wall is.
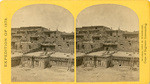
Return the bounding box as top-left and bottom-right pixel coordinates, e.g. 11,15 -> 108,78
11,26 -> 74,53
76,26 -> 139,53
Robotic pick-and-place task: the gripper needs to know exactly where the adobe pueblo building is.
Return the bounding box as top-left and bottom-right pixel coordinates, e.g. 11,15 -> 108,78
76,26 -> 139,68
11,26 -> 74,69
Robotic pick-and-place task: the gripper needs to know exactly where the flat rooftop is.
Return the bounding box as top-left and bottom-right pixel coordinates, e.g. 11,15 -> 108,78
87,51 -> 114,57
76,52 -> 85,57
87,51 -> 139,58
17,51 -> 74,59
11,52 -> 23,57
24,51 -> 52,57
41,43 -> 56,46
50,52 -> 74,59
112,51 -> 139,58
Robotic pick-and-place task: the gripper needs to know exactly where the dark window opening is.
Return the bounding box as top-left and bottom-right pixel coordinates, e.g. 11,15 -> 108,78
91,45 -> 93,48
93,37 -> 100,40
110,33 -> 112,36
20,45 -> 22,49
29,45 -> 31,49
106,47 -> 109,51
30,37 -> 38,42
44,48 -> 46,51
47,34 -> 50,37
67,44 -> 69,47
82,45 -> 85,49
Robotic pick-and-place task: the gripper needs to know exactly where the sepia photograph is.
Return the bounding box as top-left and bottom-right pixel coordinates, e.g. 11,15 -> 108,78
76,4 -> 139,82
11,4 -> 74,82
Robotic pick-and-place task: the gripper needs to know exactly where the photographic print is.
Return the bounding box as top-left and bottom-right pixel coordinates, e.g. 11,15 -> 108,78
11,4 -> 74,82
76,4 -> 139,82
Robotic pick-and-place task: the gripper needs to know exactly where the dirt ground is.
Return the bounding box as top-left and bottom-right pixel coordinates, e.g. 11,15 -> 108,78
11,66 -> 74,82
77,66 -> 139,82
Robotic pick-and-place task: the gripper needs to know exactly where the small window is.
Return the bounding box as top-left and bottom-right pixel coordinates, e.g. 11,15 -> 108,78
91,45 -> 93,48
110,33 -> 112,36
48,34 -> 50,37
106,47 -> 109,51
82,45 -> 85,49
20,45 -> 22,49
67,44 -> 69,47
29,45 -> 31,49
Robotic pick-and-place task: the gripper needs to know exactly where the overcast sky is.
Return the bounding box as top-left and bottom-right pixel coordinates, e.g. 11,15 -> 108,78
77,4 -> 139,32
12,4 -> 74,33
